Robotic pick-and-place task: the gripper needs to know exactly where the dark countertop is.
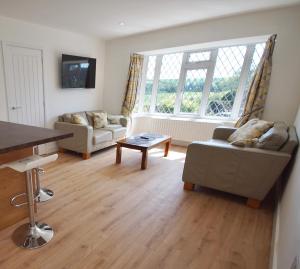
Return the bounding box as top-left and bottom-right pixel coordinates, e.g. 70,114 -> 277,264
0,121 -> 73,154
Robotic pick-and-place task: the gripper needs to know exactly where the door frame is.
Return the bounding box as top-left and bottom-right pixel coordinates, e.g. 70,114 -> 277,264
1,41 -> 47,127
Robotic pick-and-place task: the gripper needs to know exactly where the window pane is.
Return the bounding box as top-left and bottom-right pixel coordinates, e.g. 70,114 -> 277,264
142,56 -> 156,112
188,51 -> 210,62
155,53 -> 183,113
239,43 -> 266,116
180,69 -> 207,113
206,46 -> 247,118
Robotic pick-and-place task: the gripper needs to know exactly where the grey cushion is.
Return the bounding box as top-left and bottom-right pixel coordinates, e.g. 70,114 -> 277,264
102,124 -> 127,140
93,130 -> 112,145
281,126 -> 298,154
256,121 -> 288,151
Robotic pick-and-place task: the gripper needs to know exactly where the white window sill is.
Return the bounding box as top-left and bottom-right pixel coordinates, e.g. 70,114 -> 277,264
132,113 -> 236,126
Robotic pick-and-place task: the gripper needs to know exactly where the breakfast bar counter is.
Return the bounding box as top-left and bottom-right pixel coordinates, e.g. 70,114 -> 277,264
0,121 -> 73,230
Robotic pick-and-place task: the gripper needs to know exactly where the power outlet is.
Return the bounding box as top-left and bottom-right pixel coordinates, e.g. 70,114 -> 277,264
291,256 -> 299,269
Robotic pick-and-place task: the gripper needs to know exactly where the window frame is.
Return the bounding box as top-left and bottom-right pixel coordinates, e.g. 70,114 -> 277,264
136,39 -> 266,120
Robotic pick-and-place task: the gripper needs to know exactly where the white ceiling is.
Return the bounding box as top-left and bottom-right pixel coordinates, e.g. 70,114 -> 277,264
0,0 -> 299,40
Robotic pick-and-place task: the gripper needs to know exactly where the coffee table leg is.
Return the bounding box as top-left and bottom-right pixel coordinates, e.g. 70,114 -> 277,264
164,140 -> 170,157
141,150 -> 148,170
116,144 -> 122,164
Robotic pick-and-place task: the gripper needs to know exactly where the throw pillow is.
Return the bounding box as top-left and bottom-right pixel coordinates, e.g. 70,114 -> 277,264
71,114 -> 88,125
256,121 -> 289,151
228,118 -> 274,147
231,138 -> 259,147
93,112 -> 108,128
62,113 -> 72,123
86,110 -> 105,126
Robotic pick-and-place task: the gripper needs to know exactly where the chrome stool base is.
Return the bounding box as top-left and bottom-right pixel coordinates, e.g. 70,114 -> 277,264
5,154 -> 58,249
37,188 -> 54,202
12,222 -> 54,249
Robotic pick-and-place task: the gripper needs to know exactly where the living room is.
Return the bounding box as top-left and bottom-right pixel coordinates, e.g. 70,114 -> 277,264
0,1 -> 299,268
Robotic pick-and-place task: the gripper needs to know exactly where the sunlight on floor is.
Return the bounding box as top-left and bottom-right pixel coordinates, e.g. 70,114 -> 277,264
149,147 -> 186,162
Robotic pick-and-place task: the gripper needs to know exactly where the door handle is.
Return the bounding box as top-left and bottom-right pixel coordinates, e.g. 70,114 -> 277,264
11,106 -> 22,110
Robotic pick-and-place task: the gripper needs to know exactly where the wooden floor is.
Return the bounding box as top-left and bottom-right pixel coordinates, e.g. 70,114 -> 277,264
0,146 -> 274,269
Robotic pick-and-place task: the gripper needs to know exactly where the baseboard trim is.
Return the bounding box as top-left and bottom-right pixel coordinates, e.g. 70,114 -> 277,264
171,139 -> 190,147
44,139 -> 190,154
269,177 -> 283,269
270,202 -> 280,269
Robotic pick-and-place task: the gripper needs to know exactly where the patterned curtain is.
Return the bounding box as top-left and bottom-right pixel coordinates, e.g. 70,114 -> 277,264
121,53 -> 144,117
235,34 -> 277,127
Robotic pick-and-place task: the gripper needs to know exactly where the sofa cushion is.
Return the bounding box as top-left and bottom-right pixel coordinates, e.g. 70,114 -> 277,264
71,114 -> 88,125
228,118 -> 274,147
61,112 -> 88,124
107,115 -> 128,127
62,113 -> 72,123
256,122 -> 289,151
93,112 -> 108,129
107,115 -> 121,125
102,124 -> 127,140
86,110 -> 105,126
93,130 -> 112,145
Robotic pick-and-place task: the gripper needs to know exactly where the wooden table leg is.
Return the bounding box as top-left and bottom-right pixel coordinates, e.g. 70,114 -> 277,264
116,144 -> 122,164
164,140 -> 170,157
141,149 -> 148,170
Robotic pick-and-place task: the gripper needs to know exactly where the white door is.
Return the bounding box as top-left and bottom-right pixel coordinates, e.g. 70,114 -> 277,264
3,43 -> 45,127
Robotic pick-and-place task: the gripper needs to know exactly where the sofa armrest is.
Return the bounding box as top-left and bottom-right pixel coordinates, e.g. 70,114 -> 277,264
107,114 -> 128,127
212,126 -> 237,140
183,141 -> 291,200
54,122 -> 93,153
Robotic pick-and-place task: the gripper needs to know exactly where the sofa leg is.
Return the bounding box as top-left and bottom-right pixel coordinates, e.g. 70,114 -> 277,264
246,198 -> 261,209
82,153 -> 91,160
183,182 -> 195,191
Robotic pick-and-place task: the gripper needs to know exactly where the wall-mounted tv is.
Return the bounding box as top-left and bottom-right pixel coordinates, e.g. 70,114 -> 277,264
61,54 -> 96,89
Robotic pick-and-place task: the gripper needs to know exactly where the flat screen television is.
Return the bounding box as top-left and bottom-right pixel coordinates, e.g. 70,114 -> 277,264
61,54 -> 96,88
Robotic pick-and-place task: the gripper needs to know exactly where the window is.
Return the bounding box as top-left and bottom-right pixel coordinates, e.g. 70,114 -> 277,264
206,46 -> 246,118
136,40 -> 266,120
143,55 -> 156,112
156,53 -> 183,114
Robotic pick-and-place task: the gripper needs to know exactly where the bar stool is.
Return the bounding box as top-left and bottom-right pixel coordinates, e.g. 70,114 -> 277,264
1,154 -> 58,249
33,146 -> 54,202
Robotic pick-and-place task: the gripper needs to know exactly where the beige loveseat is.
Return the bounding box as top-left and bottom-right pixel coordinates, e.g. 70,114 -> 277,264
182,125 -> 298,208
55,110 -> 127,159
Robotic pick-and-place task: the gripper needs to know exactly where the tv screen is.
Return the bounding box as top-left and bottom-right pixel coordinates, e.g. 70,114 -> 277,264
61,54 -> 96,88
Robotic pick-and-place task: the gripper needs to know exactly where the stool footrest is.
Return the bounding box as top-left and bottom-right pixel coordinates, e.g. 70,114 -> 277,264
10,193 -> 28,207
10,192 -> 39,207
36,188 -> 54,202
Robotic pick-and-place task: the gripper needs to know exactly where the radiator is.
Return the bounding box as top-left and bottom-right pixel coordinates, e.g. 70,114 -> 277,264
131,116 -> 233,145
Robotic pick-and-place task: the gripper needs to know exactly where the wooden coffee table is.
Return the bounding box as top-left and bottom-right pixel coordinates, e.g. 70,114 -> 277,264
116,133 -> 171,170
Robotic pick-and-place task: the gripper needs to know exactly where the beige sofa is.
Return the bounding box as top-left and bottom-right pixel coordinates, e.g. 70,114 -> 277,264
182,125 -> 298,208
54,110 -> 127,159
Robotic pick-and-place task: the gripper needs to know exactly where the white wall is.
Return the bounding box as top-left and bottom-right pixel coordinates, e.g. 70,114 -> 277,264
273,106 -> 300,269
104,5 -> 300,125
0,16 -> 105,128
